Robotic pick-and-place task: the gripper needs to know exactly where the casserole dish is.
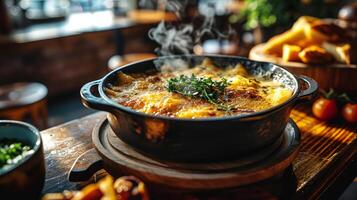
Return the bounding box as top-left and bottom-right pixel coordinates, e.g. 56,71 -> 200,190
80,55 -> 317,162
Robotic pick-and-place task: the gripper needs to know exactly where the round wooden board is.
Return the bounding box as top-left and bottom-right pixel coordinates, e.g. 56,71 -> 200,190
92,118 -> 301,190
107,124 -> 284,172
249,43 -> 357,95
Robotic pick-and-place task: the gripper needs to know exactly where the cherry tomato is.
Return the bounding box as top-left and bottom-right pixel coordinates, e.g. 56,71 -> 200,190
312,98 -> 338,120
342,103 -> 357,123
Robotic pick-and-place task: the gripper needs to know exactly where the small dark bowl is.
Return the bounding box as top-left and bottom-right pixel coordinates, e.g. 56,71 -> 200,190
0,120 -> 45,199
80,55 -> 318,162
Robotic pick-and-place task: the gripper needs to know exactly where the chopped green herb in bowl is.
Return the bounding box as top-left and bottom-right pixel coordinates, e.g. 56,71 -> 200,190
0,139 -> 33,168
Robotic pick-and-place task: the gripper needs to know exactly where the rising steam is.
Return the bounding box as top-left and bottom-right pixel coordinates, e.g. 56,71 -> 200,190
147,0 -> 236,56
195,3 -> 235,44
149,22 -> 194,55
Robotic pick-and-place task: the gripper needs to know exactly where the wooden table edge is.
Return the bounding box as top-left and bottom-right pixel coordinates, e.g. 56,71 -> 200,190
295,139 -> 357,199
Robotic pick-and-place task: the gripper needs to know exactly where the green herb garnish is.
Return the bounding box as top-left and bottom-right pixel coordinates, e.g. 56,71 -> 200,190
167,74 -> 232,111
0,139 -> 31,168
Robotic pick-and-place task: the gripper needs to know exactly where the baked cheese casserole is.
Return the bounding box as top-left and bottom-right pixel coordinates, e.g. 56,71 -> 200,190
105,59 -> 293,118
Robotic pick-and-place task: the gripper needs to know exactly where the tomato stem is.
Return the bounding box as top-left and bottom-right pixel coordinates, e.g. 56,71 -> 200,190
321,88 -> 337,100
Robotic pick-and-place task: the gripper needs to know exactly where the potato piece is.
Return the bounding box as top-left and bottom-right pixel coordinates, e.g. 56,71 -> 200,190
139,91 -> 169,114
42,193 -> 73,200
322,42 -> 351,64
310,22 -> 347,43
197,58 -> 220,72
282,44 -> 301,62
235,64 -> 249,76
304,24 -> 329,43
228,75 -> 258,89
298,45 -> 333,64
263,28 -> 306,55
98,176 -> 116,200
264,16 -> 348,56
266,87 -> 293,105
117,72 -> 135,85
292,16 -> 320,31
43,175 -> 150,200
223,64 -> 249,77
303,20 -> 347,43
72,184 -> 103,200
263,16 -> 321,55
295,39 -> 320,49
113,176 -> 150,200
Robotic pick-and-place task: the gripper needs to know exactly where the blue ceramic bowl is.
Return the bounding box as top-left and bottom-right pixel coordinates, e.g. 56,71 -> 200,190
0,120 -> 45,199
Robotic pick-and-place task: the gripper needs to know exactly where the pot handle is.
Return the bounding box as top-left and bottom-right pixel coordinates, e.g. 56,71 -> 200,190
68,148 -> 103,182
80,80 -> 115,112
297,75 -> 318,101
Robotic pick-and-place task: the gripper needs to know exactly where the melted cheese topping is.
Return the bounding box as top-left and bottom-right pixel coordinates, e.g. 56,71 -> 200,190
106,59 -> 293,118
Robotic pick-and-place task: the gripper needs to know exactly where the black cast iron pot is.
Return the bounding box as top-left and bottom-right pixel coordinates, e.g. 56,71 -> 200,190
80,55 -> 317,162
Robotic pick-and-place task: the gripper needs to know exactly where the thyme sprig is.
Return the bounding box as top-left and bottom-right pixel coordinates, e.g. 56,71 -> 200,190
167,74 -> 232,111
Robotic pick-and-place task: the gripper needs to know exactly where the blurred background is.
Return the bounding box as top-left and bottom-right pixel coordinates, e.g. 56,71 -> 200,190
0,0 -> 355,121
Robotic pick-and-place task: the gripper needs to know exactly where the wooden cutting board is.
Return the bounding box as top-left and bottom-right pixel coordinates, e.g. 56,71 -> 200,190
69,118 -> 300,190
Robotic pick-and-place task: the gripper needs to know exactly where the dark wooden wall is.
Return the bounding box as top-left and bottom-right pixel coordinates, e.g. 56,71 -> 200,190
0,25 -> 155,97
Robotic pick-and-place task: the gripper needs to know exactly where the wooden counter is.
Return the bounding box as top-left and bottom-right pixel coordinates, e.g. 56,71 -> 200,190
41,104 -> 356,199
3,10 -> 176,44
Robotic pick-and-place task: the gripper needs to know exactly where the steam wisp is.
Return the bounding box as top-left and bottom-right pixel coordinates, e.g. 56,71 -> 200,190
148,1 -> 235,56
149,22 -> 194,56
143,0 -> 236,71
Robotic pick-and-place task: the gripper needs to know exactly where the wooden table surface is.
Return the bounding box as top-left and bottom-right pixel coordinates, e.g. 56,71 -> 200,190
41,104 -> 357,199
